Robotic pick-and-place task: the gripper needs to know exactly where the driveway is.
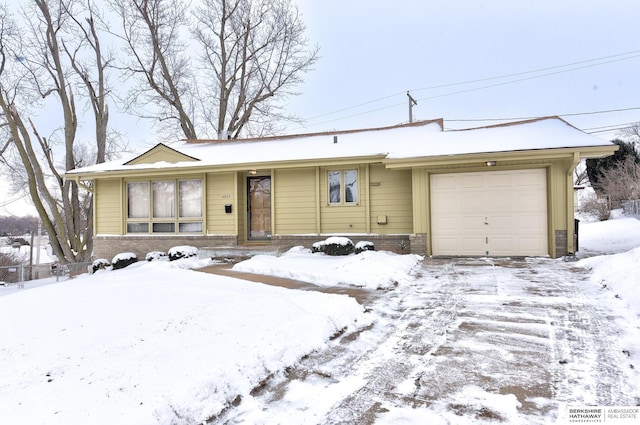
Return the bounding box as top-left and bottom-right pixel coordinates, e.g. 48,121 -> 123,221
211,258 -> 639,424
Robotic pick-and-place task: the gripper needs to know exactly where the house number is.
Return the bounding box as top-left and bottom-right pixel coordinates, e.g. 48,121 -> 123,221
222,194 -> 231,199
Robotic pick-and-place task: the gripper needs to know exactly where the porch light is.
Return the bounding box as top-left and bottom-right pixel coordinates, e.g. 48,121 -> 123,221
248,169 -> 257,175
485,161 -> 497,167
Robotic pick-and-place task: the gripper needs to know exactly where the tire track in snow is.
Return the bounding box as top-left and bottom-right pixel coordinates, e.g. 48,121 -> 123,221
317,262 -> 465,425
215,258 -> 639,424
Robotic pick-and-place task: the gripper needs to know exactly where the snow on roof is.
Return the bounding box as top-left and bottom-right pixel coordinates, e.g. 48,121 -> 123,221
68,117 -> 614,176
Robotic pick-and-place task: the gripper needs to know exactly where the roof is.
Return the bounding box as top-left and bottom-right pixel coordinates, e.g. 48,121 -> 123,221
67,116 -> 617,177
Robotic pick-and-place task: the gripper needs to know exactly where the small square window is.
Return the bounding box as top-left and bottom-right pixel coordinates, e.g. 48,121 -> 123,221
179,222 -> 203,233
152,222 -> 175,233
127,222 -> 149,233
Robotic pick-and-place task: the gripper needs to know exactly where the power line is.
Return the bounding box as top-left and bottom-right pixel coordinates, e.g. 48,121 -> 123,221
447,106 -> 640,122
299,49 -> 640,126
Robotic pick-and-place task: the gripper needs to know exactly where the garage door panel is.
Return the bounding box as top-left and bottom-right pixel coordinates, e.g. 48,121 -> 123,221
487,172 -> 512,187
431,169 -> 548,256
431,193 -> 461,214
516,170 -> 546,186
431,174 -> 458,190
516,192 -> 546,211
461,215 -> 487,233
460,174 -> 485,188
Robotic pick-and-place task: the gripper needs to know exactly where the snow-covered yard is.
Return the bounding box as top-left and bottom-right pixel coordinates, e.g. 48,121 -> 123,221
1,214 -> 640,424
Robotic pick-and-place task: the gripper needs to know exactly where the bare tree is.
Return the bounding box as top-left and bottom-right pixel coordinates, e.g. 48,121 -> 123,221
109,0 -> 198,139
619,122 -> 640,148
0,1 -> 113,263
596,155 -> 640,209
111,0 -> 318,140
194,0 -> 318,139
574,161 -> 589,186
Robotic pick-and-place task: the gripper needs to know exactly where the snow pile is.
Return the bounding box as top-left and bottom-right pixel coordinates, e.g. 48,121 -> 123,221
233,247 -> 423,289
577,215 -> 640,318
0,260 -> 368,424
577,214 -> 640,256
579,246 -> 640,319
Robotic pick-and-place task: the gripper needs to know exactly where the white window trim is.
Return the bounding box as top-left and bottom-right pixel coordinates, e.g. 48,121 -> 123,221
327,169 -> 359,206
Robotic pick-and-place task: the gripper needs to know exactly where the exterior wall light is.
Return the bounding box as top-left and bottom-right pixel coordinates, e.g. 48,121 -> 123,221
485,161 -> 497,167
248,169 -> 258,175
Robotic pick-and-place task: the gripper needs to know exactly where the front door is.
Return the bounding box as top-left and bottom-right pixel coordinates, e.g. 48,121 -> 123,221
248,176 -> 271,239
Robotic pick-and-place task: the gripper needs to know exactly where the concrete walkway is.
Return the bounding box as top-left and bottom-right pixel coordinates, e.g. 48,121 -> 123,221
196,263 -> 373,304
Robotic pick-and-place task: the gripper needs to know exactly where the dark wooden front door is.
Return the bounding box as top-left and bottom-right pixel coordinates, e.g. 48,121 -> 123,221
248,176 -> 271,239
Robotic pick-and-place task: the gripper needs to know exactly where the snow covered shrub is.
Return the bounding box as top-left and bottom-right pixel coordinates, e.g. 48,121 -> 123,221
321,237 -> 354,256
312,240 -> 326,253
168,245 -> 199,261
355,240 -> 375,254
111,252 -> 138,270
91,258 -> 110,273
145,251 -> 167,262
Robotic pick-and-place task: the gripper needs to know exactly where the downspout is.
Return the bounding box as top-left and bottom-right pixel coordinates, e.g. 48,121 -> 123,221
567,152 -> 581,254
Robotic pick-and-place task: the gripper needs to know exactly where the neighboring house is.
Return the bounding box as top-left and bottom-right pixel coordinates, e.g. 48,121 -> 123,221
67,117 -> 617,260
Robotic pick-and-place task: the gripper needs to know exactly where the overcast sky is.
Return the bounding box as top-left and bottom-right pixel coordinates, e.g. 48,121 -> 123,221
3,0 -> 640,217
286,0 -> 640,136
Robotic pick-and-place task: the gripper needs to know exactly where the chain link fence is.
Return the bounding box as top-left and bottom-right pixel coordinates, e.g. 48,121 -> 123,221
622,199 -> 640,216
0,262 -> 93,288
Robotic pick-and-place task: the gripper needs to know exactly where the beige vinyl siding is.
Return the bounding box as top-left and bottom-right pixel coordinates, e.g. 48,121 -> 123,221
369,165 -> 413,234
95,178 -> 122,234
319,165 -> 367,234
274,168 -> 318,234
206,172 -> 236,235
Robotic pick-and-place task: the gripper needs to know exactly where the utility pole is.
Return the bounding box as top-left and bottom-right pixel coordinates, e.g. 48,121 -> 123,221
407,91 -> 417,123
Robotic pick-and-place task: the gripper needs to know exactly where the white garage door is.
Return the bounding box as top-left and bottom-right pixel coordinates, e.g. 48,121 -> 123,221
430,169 -> 548,257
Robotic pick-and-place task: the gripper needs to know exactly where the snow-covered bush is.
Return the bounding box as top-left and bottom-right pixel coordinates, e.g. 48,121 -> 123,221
312,240 -> 326,253
91,258 -> 111,273
313,237 -> 354,256
168,245 -> 199,261
112,252 -> 138,270
355,240 -> 375,254
145,251 -> 167,262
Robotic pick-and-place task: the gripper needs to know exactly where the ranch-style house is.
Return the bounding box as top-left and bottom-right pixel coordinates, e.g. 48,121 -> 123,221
66,116 -> 617,261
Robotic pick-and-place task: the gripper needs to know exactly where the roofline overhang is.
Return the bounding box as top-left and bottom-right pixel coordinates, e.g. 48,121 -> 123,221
65,145 -> 618,180
383,145 -> 619,169
65,155 -> 388,180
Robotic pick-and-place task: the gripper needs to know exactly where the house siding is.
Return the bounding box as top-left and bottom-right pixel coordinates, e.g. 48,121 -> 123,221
369,164 -> 413,234
274,168 -> 318,234
206,172 -> 236,235
94,178 -> 122,235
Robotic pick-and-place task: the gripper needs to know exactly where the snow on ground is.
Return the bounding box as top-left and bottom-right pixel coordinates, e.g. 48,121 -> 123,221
0,258 -> 369,424
577,210 -> 640,257
232,246 -> 422,289
1,214 -> 639,425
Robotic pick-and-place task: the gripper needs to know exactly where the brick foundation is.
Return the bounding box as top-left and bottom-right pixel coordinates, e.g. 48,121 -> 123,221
555,230 -> 568,257
271,234 -> 415,255
93,235 -> 239,261
409,233 -> 428,256
93,233 -> 423,262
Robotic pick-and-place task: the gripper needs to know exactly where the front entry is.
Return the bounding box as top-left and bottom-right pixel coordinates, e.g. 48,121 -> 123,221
248,176 -> 272,239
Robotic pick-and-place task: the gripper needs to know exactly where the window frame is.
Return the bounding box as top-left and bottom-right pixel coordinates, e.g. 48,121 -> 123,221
327,169 -> 359,206
125,178 -> 204,234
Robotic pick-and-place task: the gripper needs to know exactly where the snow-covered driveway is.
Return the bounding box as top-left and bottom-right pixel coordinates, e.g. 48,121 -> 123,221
220,257 -> 639,424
